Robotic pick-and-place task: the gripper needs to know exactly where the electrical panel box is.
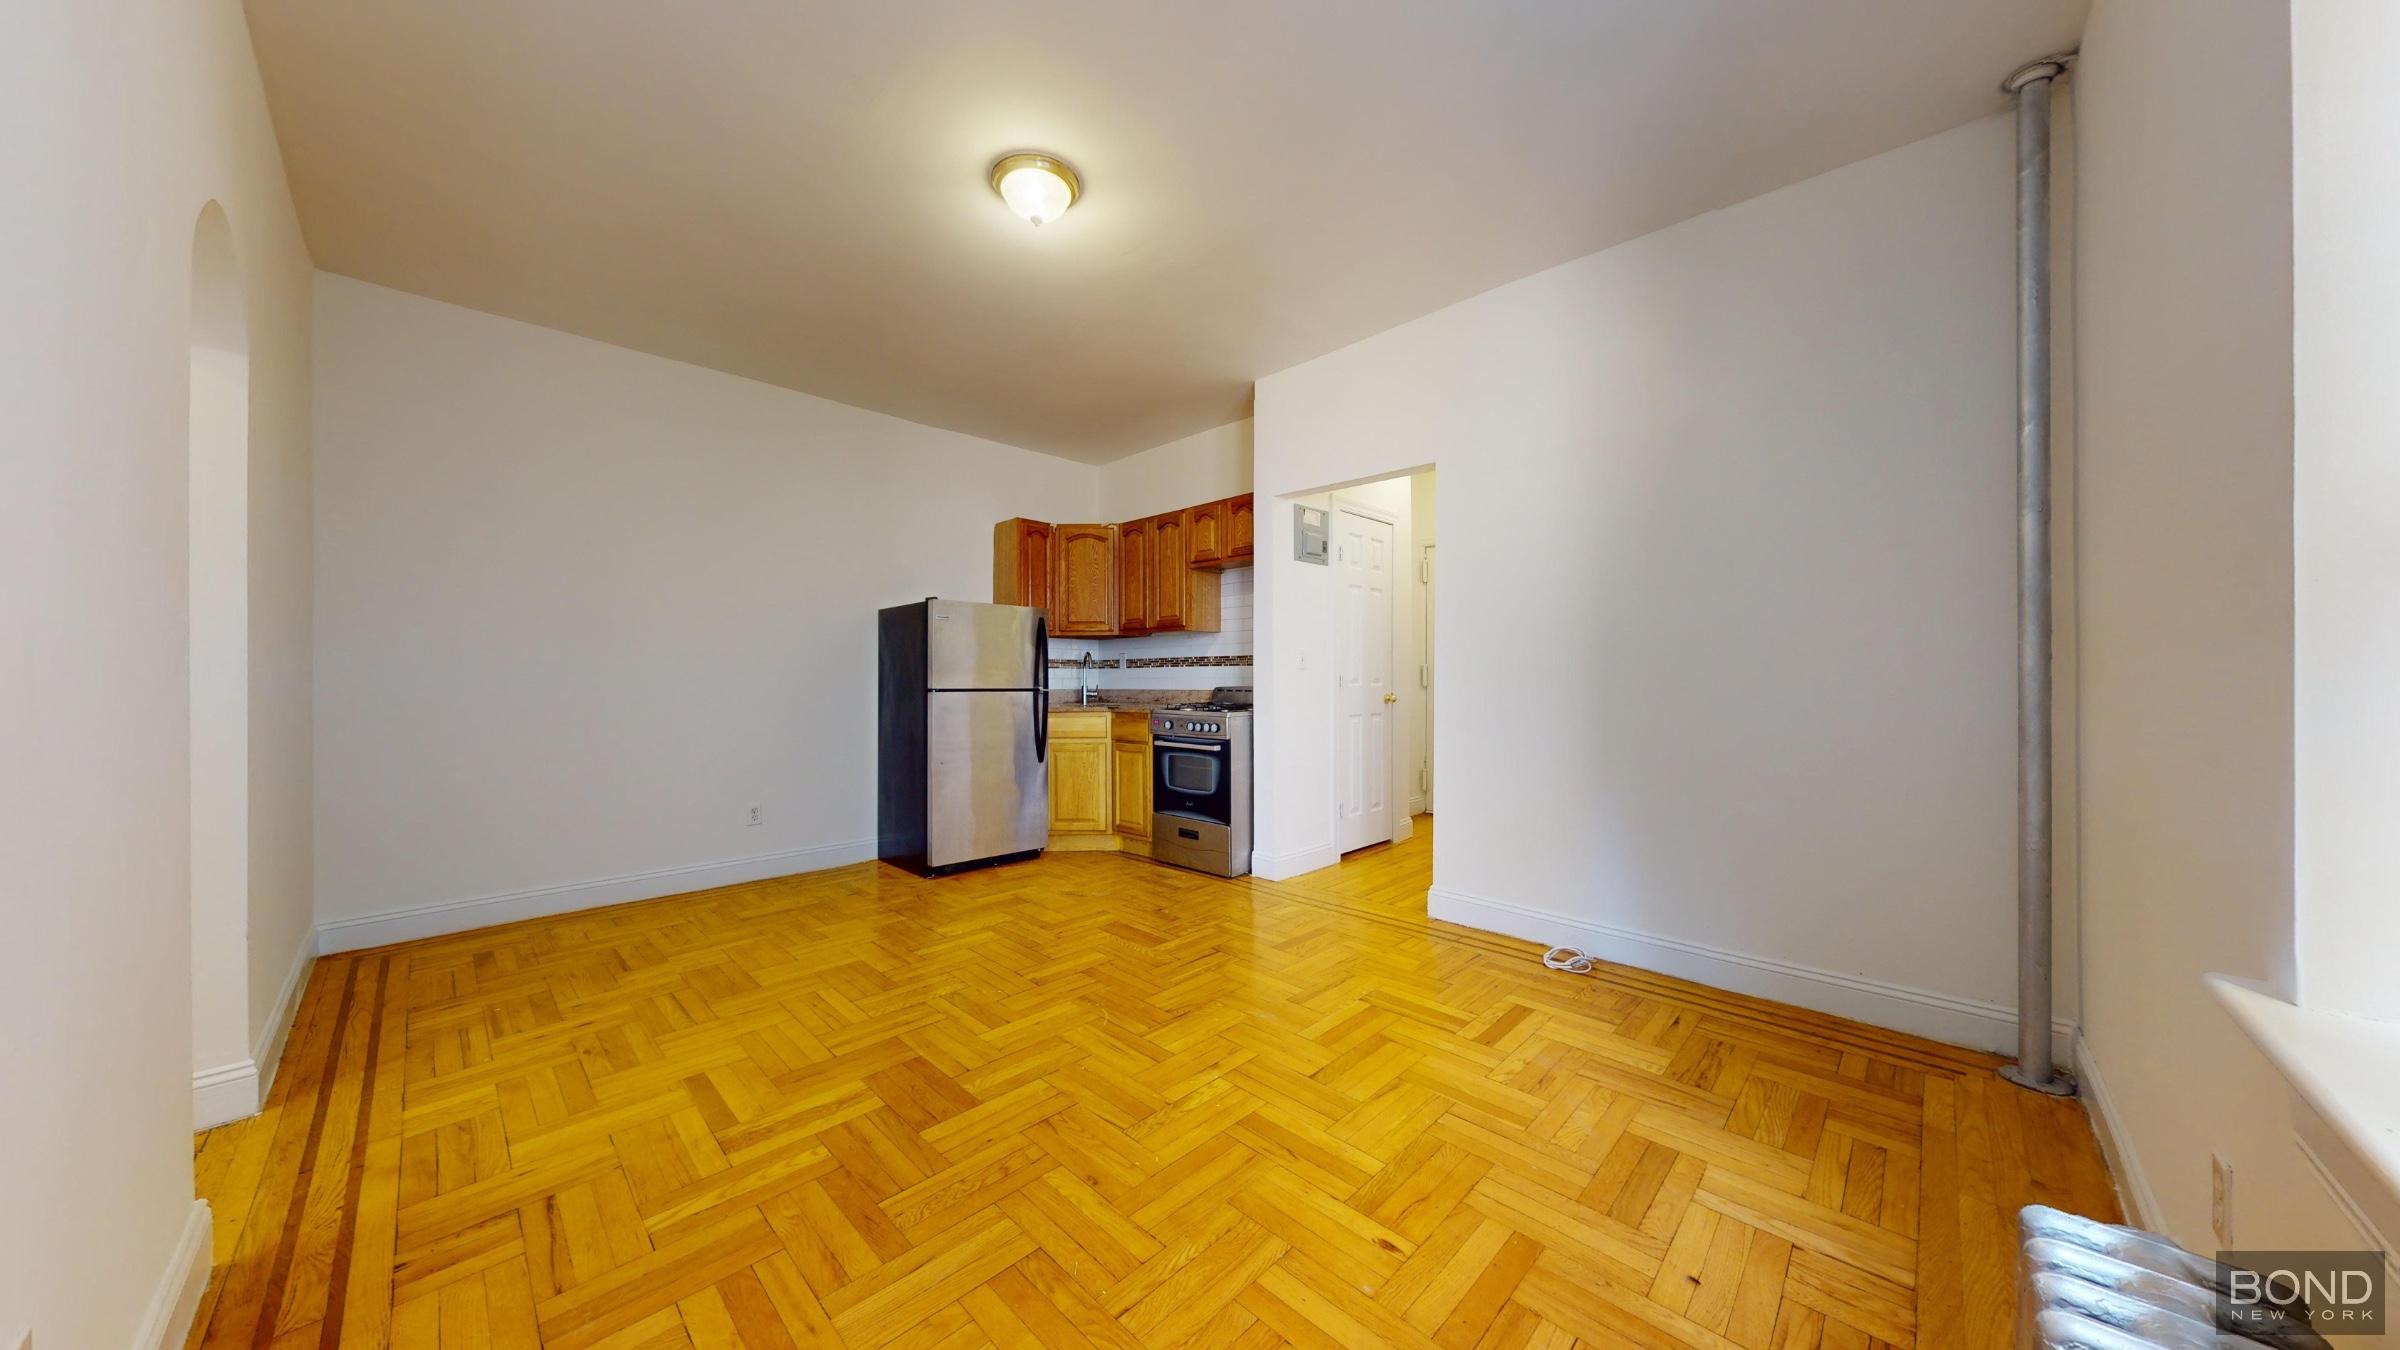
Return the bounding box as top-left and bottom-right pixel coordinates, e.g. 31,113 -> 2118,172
1293,505 -> 1329,565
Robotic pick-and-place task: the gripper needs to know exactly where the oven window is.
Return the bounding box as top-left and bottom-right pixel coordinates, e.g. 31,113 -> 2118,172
1161,750 -> 1221,796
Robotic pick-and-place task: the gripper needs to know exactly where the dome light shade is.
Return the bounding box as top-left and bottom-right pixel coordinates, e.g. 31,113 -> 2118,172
990,152 -> 1080,226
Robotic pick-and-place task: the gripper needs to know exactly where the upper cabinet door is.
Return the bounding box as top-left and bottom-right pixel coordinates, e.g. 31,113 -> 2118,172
993,518 -> 1055,608
1050,523 -> 1119,636
1187,498 -> 1229,568
1226,494 -> 1255,563
1151,511 -> 1190,631
1118,516 -> 1151,634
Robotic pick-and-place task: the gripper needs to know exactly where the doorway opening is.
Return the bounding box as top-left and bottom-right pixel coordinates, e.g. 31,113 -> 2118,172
189,201 -> 253,1128
1329,470 -> 1435,856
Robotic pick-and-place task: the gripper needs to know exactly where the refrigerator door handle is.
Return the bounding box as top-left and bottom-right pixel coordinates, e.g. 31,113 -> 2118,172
1032,612 -> 1049,763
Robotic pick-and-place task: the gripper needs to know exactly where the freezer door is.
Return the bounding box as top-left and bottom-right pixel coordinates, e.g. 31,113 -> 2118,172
926,689 -> 1048,868
924,599 -> 1045,691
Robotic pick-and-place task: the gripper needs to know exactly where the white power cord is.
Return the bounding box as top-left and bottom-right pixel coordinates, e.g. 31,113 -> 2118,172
1541,946 -> 1595,973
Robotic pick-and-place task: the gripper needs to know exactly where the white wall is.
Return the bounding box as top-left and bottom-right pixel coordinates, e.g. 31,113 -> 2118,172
1098,419 -> 1252,521
188,276 -> 251,1084
2072,0 -> 2366,1254
1253,114 -> 2072,1055
0,0 -> 314,1344
2290,0 -> 2400,1026
312,276 -> 1097,945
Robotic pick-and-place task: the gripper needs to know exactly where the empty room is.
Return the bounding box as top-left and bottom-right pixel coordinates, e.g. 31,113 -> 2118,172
9,1 -> 2400,1347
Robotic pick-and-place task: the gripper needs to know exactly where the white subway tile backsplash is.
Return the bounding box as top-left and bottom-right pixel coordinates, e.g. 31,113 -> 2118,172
1046,567 -> 1252,688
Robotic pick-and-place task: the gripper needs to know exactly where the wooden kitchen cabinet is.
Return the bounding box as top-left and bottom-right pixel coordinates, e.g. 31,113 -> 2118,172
1150,512 -> 1189,630
1047,708 -> 1148,853
1226,493 -> 1254,563
1187,494 -> 1255,571
1049,523 -> 1118,636
993,496 -> 1234,638
1111,712 -> 1151,842
992,518 -> 1054,610
1187,498 -> 1229,568
1147,511 -> 1220,633
1046,710 -> 1111,837
1117,517 -> 1151,635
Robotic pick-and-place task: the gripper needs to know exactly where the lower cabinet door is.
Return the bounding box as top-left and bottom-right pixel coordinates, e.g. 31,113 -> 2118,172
1111,739 -> 1151,838
1047,736 -> 1111,835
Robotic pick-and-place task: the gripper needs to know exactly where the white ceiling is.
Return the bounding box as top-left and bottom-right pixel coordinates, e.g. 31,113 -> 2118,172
245,1 -> 2084,463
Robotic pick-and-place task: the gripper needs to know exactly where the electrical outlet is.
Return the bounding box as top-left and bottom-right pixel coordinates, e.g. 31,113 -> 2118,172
2211,1153 -> 2235,1246
745,804 -> 762,827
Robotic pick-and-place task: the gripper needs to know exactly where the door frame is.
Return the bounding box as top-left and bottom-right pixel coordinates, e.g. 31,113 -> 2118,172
1329,497 -> 1402,851
1419,541 -> 1434,816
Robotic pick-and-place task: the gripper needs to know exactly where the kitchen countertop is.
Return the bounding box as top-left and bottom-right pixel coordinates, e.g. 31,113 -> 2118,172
1046,690 -> 1209,711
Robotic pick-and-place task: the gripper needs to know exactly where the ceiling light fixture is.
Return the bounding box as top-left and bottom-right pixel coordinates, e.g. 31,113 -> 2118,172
989,152 -> 1080,226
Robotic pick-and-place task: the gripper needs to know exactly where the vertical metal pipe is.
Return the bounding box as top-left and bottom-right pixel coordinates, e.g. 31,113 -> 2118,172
2001,55 -> 2075,1097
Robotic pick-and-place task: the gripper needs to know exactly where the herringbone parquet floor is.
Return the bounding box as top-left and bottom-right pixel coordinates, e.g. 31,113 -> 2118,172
189,819 -> 2119,1349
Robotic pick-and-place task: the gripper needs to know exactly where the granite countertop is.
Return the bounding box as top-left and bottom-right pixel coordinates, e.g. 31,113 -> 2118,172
1046,690 -> 1207,711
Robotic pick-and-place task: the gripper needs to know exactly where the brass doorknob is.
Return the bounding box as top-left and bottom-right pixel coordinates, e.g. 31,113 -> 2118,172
1383,692 -> 1398,704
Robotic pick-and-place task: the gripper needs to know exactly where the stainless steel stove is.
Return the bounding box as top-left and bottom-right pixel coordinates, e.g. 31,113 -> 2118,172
1148,687 -> 1252,877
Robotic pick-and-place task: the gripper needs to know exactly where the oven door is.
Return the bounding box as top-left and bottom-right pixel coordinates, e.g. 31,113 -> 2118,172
1153,736 -> 1232,822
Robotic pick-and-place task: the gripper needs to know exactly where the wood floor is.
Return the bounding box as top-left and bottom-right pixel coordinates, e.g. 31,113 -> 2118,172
190,818 -> 2118,1350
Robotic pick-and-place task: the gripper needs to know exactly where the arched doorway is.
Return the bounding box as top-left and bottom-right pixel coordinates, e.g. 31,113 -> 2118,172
188,201 -> 253,1128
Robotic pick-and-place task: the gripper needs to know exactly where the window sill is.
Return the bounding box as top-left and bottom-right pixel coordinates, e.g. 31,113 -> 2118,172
2208,973 -> 2400,1251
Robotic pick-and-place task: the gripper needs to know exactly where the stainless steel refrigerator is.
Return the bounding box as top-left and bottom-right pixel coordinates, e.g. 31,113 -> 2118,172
877,599 -> 1050,875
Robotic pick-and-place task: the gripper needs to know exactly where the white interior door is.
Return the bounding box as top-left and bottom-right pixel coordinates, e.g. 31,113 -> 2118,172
1335,509 -> 1394,852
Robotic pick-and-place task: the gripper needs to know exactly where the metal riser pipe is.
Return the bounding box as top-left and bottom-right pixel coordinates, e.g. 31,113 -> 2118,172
2001,54 -> 2076,1098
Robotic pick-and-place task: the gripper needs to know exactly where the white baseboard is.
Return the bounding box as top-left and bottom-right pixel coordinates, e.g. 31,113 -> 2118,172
2073,1032 -> 2159,1229
1254,842 -> 1340,882
191,1059 -> 259,1131
129,1198 -> 211,1350
192,932 -> 316,1129
1427,885 -> 2076,1061
251,935 -> 313,1104
317,838 -> 878,953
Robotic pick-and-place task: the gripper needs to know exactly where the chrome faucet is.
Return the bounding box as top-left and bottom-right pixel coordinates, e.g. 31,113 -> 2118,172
1079,650 -> 1098,705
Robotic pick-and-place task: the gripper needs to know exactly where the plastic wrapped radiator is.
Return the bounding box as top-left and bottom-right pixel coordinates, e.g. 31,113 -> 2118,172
2018,1205 -> 2335,1349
